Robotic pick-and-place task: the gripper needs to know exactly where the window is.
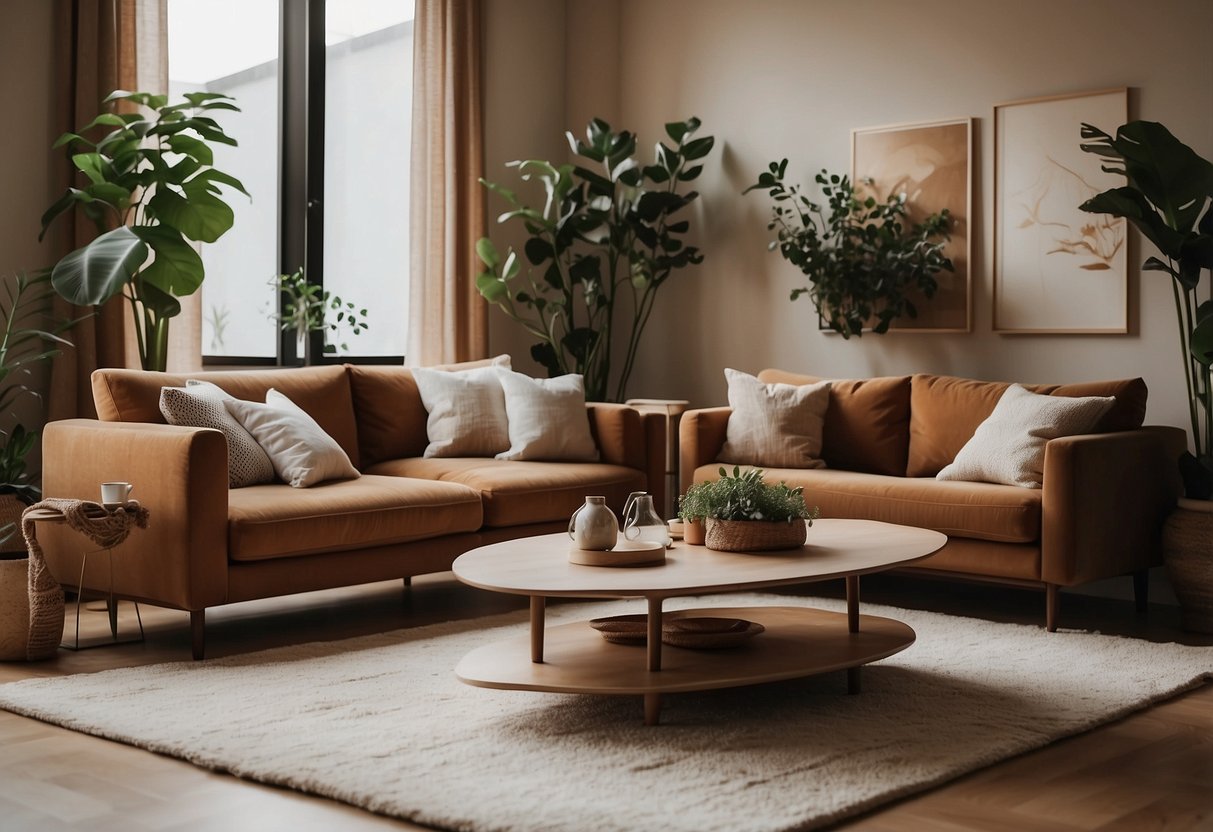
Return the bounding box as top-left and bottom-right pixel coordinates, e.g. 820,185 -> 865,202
168,0 -> 413,364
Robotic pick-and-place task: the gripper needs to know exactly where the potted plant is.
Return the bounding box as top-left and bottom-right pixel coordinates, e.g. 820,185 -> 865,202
0,271 -> 74,552
272,269 -> 369,365
475,117 -> 714,402
1078,121 -> 1213,632
40,90 -> 247,371
744,161 -> 953,337
679,466 -> 819,553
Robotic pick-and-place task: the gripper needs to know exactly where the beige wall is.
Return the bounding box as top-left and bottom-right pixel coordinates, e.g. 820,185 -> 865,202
545,0 -> 1211,448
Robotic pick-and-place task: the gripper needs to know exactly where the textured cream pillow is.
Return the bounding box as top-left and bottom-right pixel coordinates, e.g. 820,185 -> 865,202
936,384 -> 1114,488
159,382 -> 275,488
223,389 -> 360,488
494,369 -> 599,461
718,368 -> 831,469
412,357 -> 511,458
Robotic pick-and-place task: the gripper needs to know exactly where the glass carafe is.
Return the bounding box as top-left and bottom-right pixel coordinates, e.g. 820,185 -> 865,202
623,493 -> 671,548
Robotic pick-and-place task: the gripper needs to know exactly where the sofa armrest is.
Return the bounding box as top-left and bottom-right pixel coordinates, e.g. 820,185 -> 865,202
1041,425 -> 1186,586
41,419 -> 230,610
679,407 -> 731,495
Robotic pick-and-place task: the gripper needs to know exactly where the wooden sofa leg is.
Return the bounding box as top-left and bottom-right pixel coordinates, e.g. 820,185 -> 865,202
191,610 -> 206,660
1133,569 -> 1149,614
1046,584 -> 1059,632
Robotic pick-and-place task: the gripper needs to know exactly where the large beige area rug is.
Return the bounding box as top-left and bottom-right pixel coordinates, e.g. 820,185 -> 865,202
1,594 -> 1211,832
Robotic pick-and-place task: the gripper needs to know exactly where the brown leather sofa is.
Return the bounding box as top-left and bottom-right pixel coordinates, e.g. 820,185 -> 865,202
680,370 -> 1186,629
42,364 -> 664,658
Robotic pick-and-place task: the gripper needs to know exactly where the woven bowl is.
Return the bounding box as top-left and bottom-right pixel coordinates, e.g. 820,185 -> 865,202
704,518 -> 807,553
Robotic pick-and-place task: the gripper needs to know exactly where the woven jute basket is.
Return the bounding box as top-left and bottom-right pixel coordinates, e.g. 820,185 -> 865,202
1163,499 -> 1213,634
705,518 -> 807,553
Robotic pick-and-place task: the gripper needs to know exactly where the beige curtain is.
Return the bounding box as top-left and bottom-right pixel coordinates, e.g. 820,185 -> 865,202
407,0 -> 488,366
49,0 -> 181,421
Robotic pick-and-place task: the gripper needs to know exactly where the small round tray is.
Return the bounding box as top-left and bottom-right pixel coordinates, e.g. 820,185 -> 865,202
569,540 -> 665,568
588,614 -> 765,648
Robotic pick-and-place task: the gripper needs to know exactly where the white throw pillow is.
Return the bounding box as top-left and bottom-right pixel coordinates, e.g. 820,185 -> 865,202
159,382 -> 275,488
936,384 -> 1115,488
718,368 -> 831,469
494,369 -> 599,462
411,357 -> 511,458
223,389 -> 360,488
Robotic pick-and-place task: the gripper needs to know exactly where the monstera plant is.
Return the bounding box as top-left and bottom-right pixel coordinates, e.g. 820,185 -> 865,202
475,117 -> 714,402
40,90 -> 247,371
1078,121 -> 1213,499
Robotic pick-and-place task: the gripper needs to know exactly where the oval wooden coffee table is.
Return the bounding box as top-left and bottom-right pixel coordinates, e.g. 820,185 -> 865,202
452,518 -> 946,724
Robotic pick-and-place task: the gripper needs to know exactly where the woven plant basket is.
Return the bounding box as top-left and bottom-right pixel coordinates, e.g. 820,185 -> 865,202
1163,498 -> 1213,634
705,518 -> 807,553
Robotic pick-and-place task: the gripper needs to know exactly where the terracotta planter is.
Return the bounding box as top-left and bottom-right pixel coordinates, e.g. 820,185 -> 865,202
1163,497 -> 1213,634
704,518 -> 807,553
683,518 -> 706,546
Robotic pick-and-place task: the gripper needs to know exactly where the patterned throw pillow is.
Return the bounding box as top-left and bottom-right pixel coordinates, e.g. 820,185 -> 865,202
159,382 -> 275,488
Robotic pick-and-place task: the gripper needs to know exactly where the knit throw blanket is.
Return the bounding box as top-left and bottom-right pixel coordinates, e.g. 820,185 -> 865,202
19,499 -> 150,660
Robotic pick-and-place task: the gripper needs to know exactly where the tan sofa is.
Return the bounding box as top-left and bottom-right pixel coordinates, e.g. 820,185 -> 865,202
42,364 -> 664,658
680,370 -> 1186,629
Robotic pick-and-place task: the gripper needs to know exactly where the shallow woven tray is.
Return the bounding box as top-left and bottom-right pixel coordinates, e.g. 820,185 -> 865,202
588,614 -> 765,649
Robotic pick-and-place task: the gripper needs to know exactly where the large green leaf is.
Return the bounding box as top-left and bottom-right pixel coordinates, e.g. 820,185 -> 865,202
51,227 -> 147,306
148,180 -> 234,244
131,226 -> 204,296
1079,187 -> 1186,259
1112,122 -> 1213,232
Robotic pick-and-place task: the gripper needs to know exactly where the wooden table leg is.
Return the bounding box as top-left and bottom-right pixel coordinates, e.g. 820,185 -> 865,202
646,596 -> 663,672
846,575 -> 860,633
530,595 -> 545,663
644,693 -> 662,726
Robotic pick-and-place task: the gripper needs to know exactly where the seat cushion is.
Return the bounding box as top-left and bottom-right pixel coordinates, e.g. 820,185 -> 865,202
692,465 -> 1041,543
227,474 -> 483,562
368,457 -> 645,527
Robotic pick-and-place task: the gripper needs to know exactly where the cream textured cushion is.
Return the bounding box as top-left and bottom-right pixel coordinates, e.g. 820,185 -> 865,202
494,369 -> 599,462
718,368 -> 831,469
936,384 -> 1115,488
412,356 -> 511,458
159,382 -> 275,488
223,389 -> 360,488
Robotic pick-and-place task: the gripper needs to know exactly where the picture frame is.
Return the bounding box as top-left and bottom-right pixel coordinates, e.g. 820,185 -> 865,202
850,117 -> 973,333
993,88 -> 1129,334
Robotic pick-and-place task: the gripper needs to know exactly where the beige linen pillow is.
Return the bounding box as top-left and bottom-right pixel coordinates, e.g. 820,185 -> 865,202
717,368 -> 831,469
412,357 -> 511,458
223,389 -> 360,488
494,369 -> 599,461
936,384 -> 1114,488
159,382 -> 275,488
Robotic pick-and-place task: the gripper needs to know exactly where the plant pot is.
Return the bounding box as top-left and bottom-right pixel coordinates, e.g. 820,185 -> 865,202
704,518 -> 807,553
1163,497 -> 1213,634
683,518 -> 706,546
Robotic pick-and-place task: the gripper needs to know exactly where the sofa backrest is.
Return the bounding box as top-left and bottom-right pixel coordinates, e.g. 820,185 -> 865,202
906,374 -> 1149,477
91,366 -> 362,468
756,370 -> 911,476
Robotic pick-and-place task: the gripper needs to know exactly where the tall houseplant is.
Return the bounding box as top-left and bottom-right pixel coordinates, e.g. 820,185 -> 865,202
40,90 -> 247,371
475,117 -> 714,402
745,161 -> 953,337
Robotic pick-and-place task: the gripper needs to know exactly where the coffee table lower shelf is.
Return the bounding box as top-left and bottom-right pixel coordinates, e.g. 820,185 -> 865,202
455,605 -> 914,725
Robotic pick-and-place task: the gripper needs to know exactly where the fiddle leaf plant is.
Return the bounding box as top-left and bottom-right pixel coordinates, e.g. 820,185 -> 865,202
475,116 -> 714,402
40,90 -> 248,372
745,161 -> 953,337
1078,121 -> 1213,498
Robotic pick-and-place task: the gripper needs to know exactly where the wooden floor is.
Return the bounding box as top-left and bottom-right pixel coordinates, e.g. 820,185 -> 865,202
0,574 -> 1209,831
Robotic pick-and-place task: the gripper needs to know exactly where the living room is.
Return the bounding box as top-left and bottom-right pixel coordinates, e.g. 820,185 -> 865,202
0,1 -> 1210,830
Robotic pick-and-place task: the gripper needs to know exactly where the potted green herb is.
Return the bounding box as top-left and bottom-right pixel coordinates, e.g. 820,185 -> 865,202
40,90 -> 247,371
1078,121 -> 1213,632
272,269 -> 369,365
679,466 -> 818,552
744,161 -> 953,337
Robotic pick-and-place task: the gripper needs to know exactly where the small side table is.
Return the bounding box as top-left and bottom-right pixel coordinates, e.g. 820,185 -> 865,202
625,398 -> 690,519
24,505 -> 146,650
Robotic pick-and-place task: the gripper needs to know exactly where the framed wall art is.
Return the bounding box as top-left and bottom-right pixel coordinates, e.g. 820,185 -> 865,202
851,117 -> 973,333
993,88 -> 1128,333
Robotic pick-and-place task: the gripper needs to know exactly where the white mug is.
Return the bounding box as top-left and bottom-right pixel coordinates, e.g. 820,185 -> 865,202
101,482 -> 133,505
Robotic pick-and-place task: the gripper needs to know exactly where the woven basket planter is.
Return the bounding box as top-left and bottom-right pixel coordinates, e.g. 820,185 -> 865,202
0,495 -> 65,661
705,518 -> 807,553
1163,498 -> 1213,634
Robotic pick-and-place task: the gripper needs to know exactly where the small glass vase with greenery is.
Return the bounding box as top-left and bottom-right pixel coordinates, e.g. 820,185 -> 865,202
745,161 -> 953,337
272,269 -> 369,364
680,466 -> 819,552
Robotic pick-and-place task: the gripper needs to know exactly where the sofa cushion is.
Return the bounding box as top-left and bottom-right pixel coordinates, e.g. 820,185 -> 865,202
692,465 -> 1041,543
412,358 -> 512,458
159,383 -> 275,488
907,374 -> 1148,477
227,475 -> 483,562
93,366 -> 361,468
367,457 -> 645,527
495,370 -> 599,461
719,368 -> 830,469
757,370 -> 911,475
